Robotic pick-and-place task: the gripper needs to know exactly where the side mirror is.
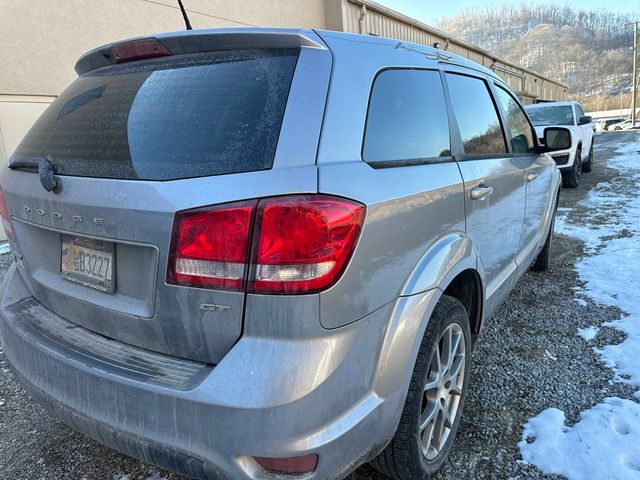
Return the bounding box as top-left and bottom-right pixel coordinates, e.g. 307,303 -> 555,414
544,127 -> 571,151
578,115 -> 592,125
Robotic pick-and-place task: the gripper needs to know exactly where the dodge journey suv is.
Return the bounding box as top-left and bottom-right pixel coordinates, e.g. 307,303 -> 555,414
0,28 -> 568,479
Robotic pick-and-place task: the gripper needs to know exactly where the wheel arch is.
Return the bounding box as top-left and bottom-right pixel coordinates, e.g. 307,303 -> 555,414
372,233 -> 486,410
441,269 -> 483,337
400,232 -> 484,297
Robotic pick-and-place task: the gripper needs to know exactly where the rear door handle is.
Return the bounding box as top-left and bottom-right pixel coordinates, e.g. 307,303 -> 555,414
527,172 -> 538,182
470,185 -> 493,200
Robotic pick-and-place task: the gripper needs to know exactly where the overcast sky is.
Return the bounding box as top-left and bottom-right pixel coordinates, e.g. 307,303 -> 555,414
376,0 -> 640,25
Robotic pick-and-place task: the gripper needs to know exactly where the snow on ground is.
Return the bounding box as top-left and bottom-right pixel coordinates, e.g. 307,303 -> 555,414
520,135 -> 640,479
576,325 -> 598,341
518,397 -> 640,479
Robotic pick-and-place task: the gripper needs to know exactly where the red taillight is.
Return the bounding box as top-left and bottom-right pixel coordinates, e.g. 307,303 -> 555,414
249,196 -> 365,294
111,38 -> 171,64
0,187 -> 15,241
167,201 -> 257,291
167,195 -> 365,294
254,454 -> 318,474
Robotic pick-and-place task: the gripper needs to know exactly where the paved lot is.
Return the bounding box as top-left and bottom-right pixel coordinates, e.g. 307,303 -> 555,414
0,132 -> 635,479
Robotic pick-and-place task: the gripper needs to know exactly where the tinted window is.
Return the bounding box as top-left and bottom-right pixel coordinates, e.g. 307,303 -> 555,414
446,73 -> 506,155
495,86 -> 536,153
526,106 -> 574,126
363,69 -> 450,163
12,49 -> 298,180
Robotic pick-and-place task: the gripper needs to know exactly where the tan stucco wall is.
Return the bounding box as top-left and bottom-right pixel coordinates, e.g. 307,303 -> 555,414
0,0 -> 328,97
0,95 -> 55,158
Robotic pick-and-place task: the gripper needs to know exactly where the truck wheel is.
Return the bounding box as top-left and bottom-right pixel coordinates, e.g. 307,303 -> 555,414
582,145 -> 593,173
562,148 -> 581,188
370,295 -> 471,480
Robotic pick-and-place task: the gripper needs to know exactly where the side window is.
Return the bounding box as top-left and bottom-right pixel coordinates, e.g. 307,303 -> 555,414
363,69 -> 451,163
445,73 -> 507,156
575,104 -> 585,122
494,86 -> 536,153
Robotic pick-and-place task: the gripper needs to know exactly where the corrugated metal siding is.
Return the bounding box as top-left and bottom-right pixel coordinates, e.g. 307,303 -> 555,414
341,0 -> 567,102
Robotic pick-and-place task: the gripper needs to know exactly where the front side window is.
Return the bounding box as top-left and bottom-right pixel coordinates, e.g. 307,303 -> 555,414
445,73 -> 507,156
363,69 -> 451,163
494,86 -> 536,153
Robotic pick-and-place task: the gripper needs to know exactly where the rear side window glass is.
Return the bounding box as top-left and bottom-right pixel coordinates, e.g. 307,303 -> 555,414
445,73 -> 507,156
12,49 -> 298,180
494,86 -> 536,153
363,69 -> 450,163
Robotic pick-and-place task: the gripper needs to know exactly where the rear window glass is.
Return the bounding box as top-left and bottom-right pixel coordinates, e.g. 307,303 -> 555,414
526,106 -> 574,126
12,49 -> 298,180
363,69 -> 451,163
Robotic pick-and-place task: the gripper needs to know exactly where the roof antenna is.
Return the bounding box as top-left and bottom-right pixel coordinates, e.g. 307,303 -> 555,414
177,0 -> 192,30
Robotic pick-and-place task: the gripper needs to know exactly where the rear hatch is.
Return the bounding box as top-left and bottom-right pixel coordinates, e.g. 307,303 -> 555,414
0,31 -> 328,364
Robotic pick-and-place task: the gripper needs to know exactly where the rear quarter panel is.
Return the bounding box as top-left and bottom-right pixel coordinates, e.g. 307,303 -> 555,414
315,32 -> 466,328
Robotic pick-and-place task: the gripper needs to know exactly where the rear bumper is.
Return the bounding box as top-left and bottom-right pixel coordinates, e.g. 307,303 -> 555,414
0,264 -> 424,480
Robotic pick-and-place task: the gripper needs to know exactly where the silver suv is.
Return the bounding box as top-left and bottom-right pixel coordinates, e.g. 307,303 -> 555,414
0,29 -> 567,479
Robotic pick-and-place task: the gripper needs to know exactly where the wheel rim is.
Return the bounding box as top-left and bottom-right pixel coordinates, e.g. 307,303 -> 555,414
419,323 -> 466,461
576,152 -> 582,180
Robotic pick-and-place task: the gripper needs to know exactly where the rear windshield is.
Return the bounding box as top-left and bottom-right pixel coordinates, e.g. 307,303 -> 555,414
12,49 -> 298,180
526,105 -> 574,126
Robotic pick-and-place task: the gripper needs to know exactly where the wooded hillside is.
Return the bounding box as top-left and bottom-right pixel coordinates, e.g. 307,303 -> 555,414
436,4 -> 637,111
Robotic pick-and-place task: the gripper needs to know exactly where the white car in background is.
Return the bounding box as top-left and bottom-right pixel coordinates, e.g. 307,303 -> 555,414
595,117 -> 624,132
525,101 -> 594,188
606,119 -> 640,131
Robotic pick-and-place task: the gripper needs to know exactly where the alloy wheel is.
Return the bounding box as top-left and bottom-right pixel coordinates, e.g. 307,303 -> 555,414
419,323 -> 466,460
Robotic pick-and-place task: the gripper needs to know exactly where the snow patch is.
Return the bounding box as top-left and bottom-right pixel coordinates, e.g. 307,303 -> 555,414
553,137 -> 640,387
597,315 -> 640,387
147,473 -> 167,480
519,397 -> 640,480
0,242 -> 10,255
520,135 -> 640,477
577,325 -> 598,341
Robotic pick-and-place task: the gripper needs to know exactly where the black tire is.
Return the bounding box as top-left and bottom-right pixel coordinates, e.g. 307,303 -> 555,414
582,144 -> 593,173
562,147 -> 581,188
370,295 -> 471,480
531,208 -> 556,273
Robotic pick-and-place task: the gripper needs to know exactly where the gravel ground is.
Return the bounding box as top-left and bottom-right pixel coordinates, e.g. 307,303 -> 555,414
0,132 -> 635,480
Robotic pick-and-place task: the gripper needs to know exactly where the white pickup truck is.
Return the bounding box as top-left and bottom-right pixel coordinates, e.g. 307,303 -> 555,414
525,101 -> 594,188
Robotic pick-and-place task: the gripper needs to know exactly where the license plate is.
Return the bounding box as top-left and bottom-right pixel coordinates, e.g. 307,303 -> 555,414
61,235 -> 115,293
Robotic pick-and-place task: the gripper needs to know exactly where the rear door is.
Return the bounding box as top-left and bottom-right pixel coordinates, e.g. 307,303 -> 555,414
493,84 -> 552,277
442,69 -> 526,315
0,37 -> 331,364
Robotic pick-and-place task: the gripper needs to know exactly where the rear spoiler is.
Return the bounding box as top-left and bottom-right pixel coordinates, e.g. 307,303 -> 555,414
74,28 -> 327,75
